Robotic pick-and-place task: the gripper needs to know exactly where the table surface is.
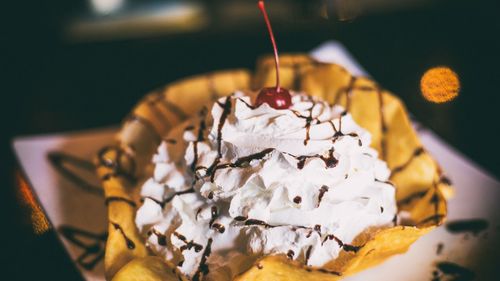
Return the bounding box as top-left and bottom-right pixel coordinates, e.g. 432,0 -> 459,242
2,0 -> 499,279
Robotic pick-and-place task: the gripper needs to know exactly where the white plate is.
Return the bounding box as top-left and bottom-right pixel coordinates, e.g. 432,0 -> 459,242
13,42 -> 500,281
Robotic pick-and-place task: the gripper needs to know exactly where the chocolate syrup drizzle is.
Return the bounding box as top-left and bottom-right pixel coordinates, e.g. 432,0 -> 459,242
237,216 -> 362,254
150,228 -> 168,246
58,225 -> 107,270
317,185 -> 329,207
198,97 -> 232,183
97,146 -> 136,183
124,114 -> 162,143
105,196 -> 136,207
322,233 -> 362,253
203,148 -> 274,183
376,87 -> 388,160
445,219 -> 489,236
390,147 -> 425,178
173,232 -> 204,253
110,222 -> 135,249
190,109 -> 208,172
289,148 -> 338,170
141,187 -> 195,208
304,246 -> 313,264
432,261 -> 475,281
146,94 -> 173,131
192,238 -> 213,281
149,88 -> 189,120
47,151 -> 103,196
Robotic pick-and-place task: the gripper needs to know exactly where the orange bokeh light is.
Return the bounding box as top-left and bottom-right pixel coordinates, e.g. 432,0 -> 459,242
420,67 -> 460,103
15,171 -> 50,234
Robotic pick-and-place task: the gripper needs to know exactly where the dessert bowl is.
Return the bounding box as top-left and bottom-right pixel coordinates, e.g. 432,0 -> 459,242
95,54 -> 451,281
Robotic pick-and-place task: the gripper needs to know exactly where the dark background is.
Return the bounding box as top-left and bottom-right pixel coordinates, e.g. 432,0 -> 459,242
1,0 -> 499,279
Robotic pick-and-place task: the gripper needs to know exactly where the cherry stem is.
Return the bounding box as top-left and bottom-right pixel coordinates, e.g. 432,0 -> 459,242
258,0 -> 281,92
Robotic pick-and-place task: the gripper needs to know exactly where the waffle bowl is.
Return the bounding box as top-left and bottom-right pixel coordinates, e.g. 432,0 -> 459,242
95,54 -> 451,281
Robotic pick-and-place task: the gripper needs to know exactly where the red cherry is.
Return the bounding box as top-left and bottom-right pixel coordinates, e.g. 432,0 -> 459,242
256,1 -> 291,110
256,87 -> 292,109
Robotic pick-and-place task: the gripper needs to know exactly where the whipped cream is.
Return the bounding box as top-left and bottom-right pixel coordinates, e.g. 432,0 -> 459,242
136,91 -> 397,280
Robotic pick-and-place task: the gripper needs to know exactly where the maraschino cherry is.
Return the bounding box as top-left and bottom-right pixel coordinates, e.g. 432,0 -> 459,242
255,0 -> 292,110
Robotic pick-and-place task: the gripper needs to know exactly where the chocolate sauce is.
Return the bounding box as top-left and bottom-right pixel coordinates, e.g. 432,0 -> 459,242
142,188 -> 195,208
305,246 -> 313,264
375,178 -> 394,186
155,92 -> 189,121
97,146 -> 136,183
234,216 -> 248,221
436,243 -> 444,255
397,190 -> 427,206
124,114 -> 161,143
173,232 -> 203,253
110,222 -> 135,249
244,219 -> 269,226
333,76 -> 356,111
322,234 -> 362,252
287,249 -> 295,259
392,214 -> 398,225
209,206 -> 218,227
290,97 -> 317,146
292,148 -> 338,170
201,97 -> 232,183
147,98 -> 172,130
216,97 -> 232,158
211,223 -> 226,233
47,151 -> 103,196
190,115 -> 207,172
196,208 -> 203,220
204,148 -> 274,183
418,214 -> 445,226
238,98 -> 257,109
439,175 -> 452,185
434,261 -> 475,281
314,268 -> 342,276
314,224 -> 321,233
151,228 -> 167,246
104,196 -> 136,207
164,138 -> 177,144
445,219 -> 489,236
390,147 -> 425,178
293,196 -> 302,204
317,185 -> 329,207
207,191 -> 214,199
149,87 -> 190,120
376,88 -> 388,160
192,238 -> 213,281
322,148 -> 338,168
58,225 -> 107,270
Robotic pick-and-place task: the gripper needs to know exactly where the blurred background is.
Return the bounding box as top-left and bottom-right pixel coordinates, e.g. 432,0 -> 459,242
1,0 -> 499,279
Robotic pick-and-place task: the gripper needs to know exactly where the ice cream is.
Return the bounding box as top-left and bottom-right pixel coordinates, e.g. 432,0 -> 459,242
135,90 -> 397,280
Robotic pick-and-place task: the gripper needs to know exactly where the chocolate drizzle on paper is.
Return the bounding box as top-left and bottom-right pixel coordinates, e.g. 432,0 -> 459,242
47,152 -> 103,196
58,225 -> 107,270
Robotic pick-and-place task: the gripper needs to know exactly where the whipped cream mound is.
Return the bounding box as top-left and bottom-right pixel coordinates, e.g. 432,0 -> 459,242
136,91 -> 397,280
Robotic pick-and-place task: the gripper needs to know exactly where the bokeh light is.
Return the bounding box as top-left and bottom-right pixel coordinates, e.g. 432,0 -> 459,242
420,67 -> 460,103
16,171 -> 50,235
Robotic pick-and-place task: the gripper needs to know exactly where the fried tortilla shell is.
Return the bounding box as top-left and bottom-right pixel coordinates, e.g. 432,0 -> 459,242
96,55 -> 450,281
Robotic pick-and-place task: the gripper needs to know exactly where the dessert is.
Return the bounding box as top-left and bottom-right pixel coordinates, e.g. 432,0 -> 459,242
135,90 -> 397,280
95,2 -> 451,280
